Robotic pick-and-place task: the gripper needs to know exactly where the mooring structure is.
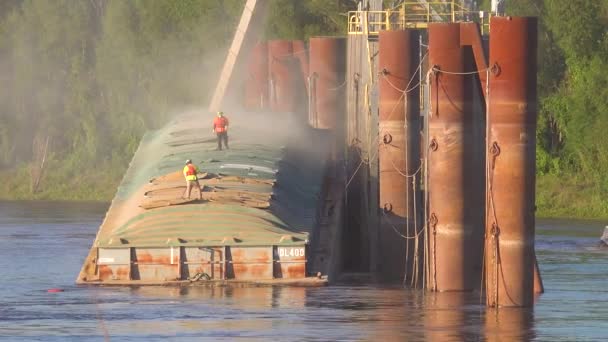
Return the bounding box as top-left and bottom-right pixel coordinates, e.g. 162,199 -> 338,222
237,1 -> 542,307
81,0 -> 543,310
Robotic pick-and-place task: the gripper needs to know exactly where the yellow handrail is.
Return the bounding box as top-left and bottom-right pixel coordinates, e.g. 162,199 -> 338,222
347,1 -> 491,36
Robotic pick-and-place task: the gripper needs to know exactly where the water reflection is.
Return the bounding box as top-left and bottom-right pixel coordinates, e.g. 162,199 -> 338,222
128,285 -> 309,309
89,286 -> 312,338
485,308 -> 535,342
425,292 -> 471,341
1,202 -> 608,340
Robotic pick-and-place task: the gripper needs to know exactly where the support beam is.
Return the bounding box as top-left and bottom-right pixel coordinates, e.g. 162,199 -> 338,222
208,0 -> 268,113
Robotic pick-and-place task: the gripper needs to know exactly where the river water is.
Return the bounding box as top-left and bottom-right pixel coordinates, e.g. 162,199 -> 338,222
0,201 -> 606,341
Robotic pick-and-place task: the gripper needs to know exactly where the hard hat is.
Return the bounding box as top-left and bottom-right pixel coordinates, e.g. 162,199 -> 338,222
217,111 -> 224,116
185,159 -> 192,164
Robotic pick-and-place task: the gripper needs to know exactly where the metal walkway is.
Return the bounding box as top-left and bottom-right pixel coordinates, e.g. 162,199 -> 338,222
347,1 -> 491,36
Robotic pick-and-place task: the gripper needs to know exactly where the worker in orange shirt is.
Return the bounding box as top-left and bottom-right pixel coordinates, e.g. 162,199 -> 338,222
213,111 -> 229,150
182,159 -> 202,200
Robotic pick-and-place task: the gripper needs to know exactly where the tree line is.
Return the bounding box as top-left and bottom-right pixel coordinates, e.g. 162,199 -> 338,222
0,0 -> 607,217
0,0 -> 349,199
499,0 -> 608,217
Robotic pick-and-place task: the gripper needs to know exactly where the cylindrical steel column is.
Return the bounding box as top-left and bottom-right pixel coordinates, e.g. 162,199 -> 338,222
427,23 -> 476,291
485,16 -> 538,308
292,40 -> 309,83
378,30 -> 420,282
244,42 -> 269,111
292,40 -> 310,121
268,40 -> 295,112
309,37 -> 347,129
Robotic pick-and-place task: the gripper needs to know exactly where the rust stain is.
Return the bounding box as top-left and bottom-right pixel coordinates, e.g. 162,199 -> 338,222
98,265 -> 130,281
98,265 -> 112,280
232,263 -> 271,279
231,248 -> 270,263
116,266 -> 130,279
136,250 -> 171,264
283,264 -> 305,279
249,264 -> 270,277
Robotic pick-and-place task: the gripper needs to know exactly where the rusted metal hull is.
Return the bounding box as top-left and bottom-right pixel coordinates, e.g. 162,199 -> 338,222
485,16 -> 538,307
309,37 -> 347,129
244,42 -> 269,110
77,111 -> 334,286
85,277 -> 328,287
93,245 -> 306,282
268,40 -> 295,112
427,23 -> 477,291
378,30 -> 420,282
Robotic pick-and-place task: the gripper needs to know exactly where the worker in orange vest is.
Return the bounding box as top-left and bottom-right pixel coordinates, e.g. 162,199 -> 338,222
182,159 -> 202,200
213,111 -> 229,150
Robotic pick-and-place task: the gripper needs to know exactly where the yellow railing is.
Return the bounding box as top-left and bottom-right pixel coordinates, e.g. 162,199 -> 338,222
347,1 -> 490,36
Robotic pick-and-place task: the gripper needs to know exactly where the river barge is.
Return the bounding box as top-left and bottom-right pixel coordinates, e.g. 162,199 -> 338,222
77,111 -> 335,286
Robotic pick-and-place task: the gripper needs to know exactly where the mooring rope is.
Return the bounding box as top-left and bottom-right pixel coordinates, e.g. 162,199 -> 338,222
431,66 -> 490,75
380,209 -> 424,240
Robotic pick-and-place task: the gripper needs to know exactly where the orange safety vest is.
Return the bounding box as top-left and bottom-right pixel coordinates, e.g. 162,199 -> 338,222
214,116 -> 229,133
183,164 -> 198,181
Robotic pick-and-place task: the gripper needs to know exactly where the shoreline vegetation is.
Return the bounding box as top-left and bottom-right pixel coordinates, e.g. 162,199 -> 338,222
1,1 -> 607,219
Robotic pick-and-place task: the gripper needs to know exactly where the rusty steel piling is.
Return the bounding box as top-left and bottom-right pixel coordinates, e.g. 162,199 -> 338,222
268,40 -> 295,112
378,30 -> 420,282
308,37 -> 347,130
292,40 -> 309,85
291,40 -> 310,120
244,42 -> 269,110
427,23 -> 478,291
485,16 -> 538,308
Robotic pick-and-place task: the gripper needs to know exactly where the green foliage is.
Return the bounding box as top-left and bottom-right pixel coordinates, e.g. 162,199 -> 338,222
0,0 -> 355,201
265,0 -> 355,39
1,0 -> 607,220
533,0 -> 608,218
